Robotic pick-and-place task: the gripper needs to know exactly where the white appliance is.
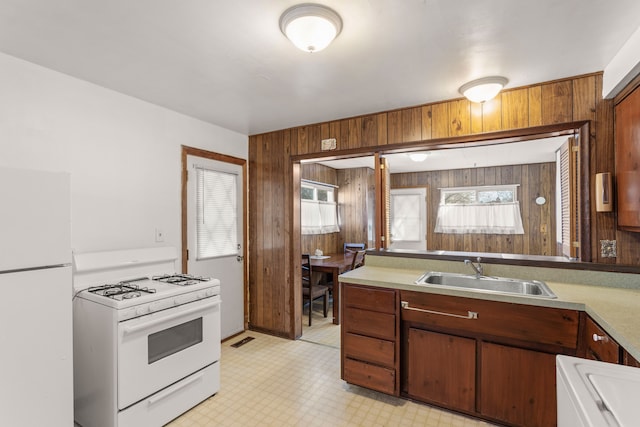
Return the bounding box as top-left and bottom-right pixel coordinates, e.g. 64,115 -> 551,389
0,167 -> 73,427
73,247 -> 221,427
557,355 -> 640,426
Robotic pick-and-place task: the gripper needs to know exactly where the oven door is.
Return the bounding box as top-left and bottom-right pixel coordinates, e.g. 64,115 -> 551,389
117,295 -> 221,409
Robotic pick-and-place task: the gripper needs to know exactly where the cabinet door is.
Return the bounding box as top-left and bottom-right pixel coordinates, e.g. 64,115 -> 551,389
584,316 -> 620,363
615,85 -> 640,231
407,328 -> 476,412
480,342 -> 556,427
623,349 -> 640,368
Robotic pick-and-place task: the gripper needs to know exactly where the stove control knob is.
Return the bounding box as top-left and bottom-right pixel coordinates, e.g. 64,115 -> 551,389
135,306 -> 150,316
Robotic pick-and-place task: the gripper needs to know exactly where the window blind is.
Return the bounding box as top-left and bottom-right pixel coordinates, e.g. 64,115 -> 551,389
196,167 -> 238,260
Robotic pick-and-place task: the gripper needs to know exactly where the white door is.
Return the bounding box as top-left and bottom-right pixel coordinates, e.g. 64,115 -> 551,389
389,187 -> 427,250
186,155 -> 244,340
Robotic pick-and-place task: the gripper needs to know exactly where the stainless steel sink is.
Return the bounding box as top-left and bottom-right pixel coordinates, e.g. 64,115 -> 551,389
414,271 -> 557,298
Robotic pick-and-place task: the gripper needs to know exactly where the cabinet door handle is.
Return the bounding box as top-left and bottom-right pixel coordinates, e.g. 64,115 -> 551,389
593,333 -> 609,342
401,301 -> 478,319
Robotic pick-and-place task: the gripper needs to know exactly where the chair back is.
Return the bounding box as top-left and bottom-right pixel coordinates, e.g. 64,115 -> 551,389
302,253 -> 321,287
349,250 -> 366,270
344,242 -> 365,252
302,253 -> 311,283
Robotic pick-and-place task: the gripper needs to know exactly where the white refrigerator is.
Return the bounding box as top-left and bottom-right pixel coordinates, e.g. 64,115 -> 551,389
0,167 -> 73,427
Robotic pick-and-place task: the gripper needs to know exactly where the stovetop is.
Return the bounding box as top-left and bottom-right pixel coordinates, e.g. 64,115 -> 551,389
86,274 -> 212,302
77,273 -> 220,312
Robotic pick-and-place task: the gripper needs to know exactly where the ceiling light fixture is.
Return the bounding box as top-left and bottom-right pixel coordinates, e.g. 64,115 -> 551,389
279,3 -> 343,53
459,76 -> 509,103
409,152 -> 429,162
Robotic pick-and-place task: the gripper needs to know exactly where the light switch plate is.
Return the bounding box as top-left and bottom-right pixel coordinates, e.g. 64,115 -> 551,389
321,138 -> 336,151
155,228 -> 165,242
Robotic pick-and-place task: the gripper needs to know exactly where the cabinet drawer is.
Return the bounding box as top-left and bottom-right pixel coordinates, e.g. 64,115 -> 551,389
343,283 -> 396,313
584,316 -> 619,363
343,307 -> 396,340
344,333 -> 395,367
343,358 -> 395,395
401,291 -> 579,349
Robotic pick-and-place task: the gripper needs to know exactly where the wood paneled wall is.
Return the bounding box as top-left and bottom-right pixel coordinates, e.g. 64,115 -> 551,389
390,163 -> 557,256
336,168 -> 374,250
248,72 -> 634,338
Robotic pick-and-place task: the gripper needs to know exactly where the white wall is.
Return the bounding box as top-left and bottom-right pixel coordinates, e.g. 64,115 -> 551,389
0,52 -> 247,257
603,24 -> 640,98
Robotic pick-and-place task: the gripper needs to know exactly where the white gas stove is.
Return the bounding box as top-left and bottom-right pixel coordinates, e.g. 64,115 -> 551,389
72,247 -> 221,427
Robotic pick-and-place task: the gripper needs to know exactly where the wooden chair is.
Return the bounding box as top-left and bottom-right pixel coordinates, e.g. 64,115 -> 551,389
349,249 -> 366,270
302,253 -> 329,326
344,242 -> 365,252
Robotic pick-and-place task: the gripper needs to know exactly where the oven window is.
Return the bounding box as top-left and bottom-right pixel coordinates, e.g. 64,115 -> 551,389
148,318 -> 203,364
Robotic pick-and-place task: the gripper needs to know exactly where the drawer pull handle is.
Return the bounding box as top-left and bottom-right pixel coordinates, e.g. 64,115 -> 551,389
401,301 -> 478,319
593,333 -> 609,342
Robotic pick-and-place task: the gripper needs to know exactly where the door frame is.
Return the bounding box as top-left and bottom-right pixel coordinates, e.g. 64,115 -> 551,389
181,145 -> 249,330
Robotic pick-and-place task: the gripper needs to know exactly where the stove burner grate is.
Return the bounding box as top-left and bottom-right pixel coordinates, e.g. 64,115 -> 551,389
152,274 -> 210,286
88,280 -> 156,301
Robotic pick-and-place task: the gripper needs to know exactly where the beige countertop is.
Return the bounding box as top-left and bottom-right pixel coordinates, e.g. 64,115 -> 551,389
339,264 -> 640,361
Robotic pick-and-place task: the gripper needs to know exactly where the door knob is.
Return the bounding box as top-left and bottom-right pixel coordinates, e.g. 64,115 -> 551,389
236,255 -> 244,262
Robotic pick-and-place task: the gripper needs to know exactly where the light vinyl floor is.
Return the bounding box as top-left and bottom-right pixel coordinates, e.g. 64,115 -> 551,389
168,304 -> 497,427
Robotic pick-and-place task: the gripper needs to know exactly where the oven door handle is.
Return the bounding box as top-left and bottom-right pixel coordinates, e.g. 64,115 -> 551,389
123,297 -> 220,336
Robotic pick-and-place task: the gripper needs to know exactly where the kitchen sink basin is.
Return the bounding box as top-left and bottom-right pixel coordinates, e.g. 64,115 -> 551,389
414,271 -> 557,298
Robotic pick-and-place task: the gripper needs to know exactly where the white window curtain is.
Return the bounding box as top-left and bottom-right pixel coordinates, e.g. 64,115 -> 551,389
301,180 -> 340,235
196,167 -> 238,259
434,202 -> 525,234
301,200 -> 340,234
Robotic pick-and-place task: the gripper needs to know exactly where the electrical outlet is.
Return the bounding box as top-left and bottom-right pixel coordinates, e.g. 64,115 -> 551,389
155,228 -> 164,242
600,240 -> 616,258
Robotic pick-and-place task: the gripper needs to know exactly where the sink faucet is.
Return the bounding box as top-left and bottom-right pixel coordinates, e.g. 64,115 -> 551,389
464,257 -> 483,278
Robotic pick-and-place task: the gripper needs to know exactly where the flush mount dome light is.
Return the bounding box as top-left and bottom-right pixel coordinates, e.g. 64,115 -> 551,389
409,152 -> 429,162
279,3 -> 343,53
459,76 -> 509,103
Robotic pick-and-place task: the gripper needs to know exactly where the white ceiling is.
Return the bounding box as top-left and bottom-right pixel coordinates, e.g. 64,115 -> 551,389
1,1 -> 639,136
314,136 -> 568,173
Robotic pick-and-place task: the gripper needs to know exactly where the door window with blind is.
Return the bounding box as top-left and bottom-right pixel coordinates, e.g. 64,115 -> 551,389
196,167 -> 238,259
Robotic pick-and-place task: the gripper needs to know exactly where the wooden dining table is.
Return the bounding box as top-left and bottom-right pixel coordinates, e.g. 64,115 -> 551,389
309,252 -> 354,325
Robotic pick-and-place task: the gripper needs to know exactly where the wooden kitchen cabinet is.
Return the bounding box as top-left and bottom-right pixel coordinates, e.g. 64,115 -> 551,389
623,349 -> 640,367
615,84 -> 640,231
480,342 -> 557,427
341,283 -> 400,395
407,328 -> 476,412
582,315 -> 620,363
400,289 -> 580,427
